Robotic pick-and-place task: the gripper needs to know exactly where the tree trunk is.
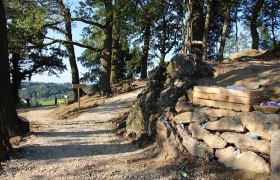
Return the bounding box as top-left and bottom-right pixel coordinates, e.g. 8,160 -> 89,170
140,22 -> 151,79
270,4 -> 277,49
11,52 -> 22,106
202,0 -> 212,61
235,1 -> 239,52
189,0 -> 204,58
64,8 -> 80,101
250,0 -> 264,50
186,0 -> 192,53
217,1 -> 231,61
110,36 -> 120,84
0,0 -> 19,162
100,0 -> 113,95
181,17 -> 186,55
159,16 -> 167,63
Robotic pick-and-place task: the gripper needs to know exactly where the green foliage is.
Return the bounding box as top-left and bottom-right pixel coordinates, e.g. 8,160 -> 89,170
19,82 -> 73,101
126,46 -> 143,78
40,98 -> 64,106
4,0 -> 67,104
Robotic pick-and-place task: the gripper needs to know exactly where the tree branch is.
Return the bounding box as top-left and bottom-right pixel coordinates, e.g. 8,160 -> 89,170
48,26 -> 67,35
46,37 -> 103,52
71,18 -> 105,29
28,37 -> 103,52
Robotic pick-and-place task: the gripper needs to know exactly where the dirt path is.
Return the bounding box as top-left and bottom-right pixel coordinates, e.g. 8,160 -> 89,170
0,89 -> 180,180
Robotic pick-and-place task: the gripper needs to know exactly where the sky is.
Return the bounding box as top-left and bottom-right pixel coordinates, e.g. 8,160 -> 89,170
30,1 -> 173,84
31,22 -> 86,83
31,1 -> 86,83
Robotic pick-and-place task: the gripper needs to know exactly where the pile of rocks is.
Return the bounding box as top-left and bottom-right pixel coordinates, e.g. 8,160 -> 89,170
126,54 -> 214,138
125,53 -> 280,174
158,105 -> 280,173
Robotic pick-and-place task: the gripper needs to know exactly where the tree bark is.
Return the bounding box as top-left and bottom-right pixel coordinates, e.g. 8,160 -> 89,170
100,0 -> 113,95
11,52 -> 23,106
202,0 -> 212,61
140,22 -> 151,79
63,7 -> 80,101
189,0 -> 204,58
159,16 -> 167,63
217,1 -> 231,61
0,0 -> 20,161
250,0 -> 265,50
110,36 -> 120,84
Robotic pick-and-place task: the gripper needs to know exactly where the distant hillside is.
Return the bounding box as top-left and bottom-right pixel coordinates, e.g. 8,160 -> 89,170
19,82 -> 74,101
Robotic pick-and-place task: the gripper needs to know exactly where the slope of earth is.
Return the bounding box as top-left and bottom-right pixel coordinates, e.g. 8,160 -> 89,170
48,79 -> 147,120
197,57 -> 280,101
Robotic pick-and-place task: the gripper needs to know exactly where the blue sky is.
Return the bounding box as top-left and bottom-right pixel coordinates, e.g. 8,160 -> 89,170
31,22 -> 86,83
31,1 -> 86,83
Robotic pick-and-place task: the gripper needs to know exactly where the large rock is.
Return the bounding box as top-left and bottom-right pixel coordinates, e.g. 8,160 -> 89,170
205,117 -> 246,133
156,121 -> 185,154
188,123 -> 227,149
166,54 -> 214,80
271,130 -> 280,179
216,146 -> 270,173
177,125 -> 213,159
195,107 -> 239,118
158,80 -> 190,113
174,112 -> 208,124
175,96 -> 191,113
221,132 -> 271,155
239,111 -> 280,140
126,64 -> 166,135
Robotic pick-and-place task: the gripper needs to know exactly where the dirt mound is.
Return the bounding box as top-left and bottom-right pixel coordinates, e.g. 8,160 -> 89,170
229,49 -> 267,60
197,59 -> 280,101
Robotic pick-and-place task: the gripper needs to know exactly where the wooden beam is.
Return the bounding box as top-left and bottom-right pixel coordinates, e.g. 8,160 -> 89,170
72,84 -> 87,88
193,86 -> 262,98
193,91 -> 262,105
193,98 -> 251,112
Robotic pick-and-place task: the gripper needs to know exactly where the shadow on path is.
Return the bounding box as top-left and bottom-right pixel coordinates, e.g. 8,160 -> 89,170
38,130 -> 112,137
15,142 -> 138,160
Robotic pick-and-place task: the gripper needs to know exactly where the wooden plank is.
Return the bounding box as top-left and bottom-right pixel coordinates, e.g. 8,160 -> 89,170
193,86 -> 262,98
193,98 -> 251,112
72,84 -> 87,88
193,92 -> 262,105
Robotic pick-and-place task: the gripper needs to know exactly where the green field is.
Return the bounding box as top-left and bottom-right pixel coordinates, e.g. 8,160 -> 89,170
40,98 -> 64,106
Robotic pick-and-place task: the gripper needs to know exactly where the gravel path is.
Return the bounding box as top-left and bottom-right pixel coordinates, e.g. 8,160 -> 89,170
0,89 -> 178,180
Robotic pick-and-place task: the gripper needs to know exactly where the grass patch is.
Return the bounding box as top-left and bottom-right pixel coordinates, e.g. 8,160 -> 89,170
40,98 -> 64,106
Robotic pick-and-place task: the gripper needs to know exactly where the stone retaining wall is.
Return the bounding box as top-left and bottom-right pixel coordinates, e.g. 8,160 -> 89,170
157,105 -> 280,173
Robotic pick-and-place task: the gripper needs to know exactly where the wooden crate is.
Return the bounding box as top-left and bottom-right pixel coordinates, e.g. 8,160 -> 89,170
190,86 -> 262,112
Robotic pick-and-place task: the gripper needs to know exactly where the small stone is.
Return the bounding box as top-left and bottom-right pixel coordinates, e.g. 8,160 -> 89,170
175,99 -> 190,113
239,111 -> 280,140
177,125 -> 213,159
174,112 -> 208,124
195,107 -> 238,118
216,146 -> 270,173
205,116 -> 246,133
221,132 -> 271,155
189,123 -> 227,149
